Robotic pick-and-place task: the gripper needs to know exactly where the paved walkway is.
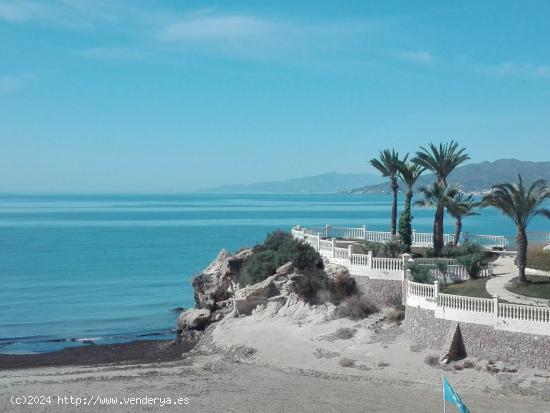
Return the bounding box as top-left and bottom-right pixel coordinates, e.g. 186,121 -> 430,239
486,254 -> 550,306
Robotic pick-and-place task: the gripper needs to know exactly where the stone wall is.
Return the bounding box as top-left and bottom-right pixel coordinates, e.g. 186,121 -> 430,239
354,276 -> 402,307
404,305 -> 550,369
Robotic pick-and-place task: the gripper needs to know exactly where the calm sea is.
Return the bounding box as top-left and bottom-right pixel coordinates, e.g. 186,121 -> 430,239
0,193 -> 548,354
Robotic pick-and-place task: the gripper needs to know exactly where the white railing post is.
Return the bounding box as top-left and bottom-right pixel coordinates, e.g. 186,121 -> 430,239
348,244 -> 354,259
433,281 -> 439,299
367,250 -> 373,268
331,237 -> 336,258
402,271 -> 412,305
325,224 -> 331,238
317,235 -> 321,252
493,296 -> 499,320
412,230 -> 416,245
362,225 -> 367,239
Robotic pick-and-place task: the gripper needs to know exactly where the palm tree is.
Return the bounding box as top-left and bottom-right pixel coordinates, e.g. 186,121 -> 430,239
482,175 -> 550,283
446,192 -> 480,247
415,182 -> 460,251
370,149 -> 405,236
397,161 -> 425,252
413,141 -> 470,254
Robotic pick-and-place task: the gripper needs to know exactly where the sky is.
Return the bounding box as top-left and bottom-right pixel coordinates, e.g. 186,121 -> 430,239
1,0 -> 550,193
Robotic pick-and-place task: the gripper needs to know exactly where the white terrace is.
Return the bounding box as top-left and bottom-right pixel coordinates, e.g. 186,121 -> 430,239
292,225 -> 494,282
292,225 -> 550,337
294,224 -> 509,249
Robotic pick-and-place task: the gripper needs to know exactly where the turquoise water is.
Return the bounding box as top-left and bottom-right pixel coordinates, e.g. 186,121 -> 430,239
0,193 -> 548,354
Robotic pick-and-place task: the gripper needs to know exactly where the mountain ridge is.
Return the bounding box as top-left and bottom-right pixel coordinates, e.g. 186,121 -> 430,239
201,172 -> 384,193
349,159 -> 550,194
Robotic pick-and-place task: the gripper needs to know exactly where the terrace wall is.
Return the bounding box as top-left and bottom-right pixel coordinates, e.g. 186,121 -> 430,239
404,306 -> 550,369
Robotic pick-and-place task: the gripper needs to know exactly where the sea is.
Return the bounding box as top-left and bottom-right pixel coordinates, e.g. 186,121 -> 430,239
1,193 -> 548,354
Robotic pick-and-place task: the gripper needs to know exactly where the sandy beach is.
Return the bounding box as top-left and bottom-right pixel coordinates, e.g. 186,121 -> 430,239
2,302 -> 550,412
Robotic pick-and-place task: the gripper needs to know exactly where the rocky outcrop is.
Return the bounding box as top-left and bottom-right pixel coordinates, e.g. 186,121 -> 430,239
178,247 -> 368,334
179,249 -> 301,333
177,309 -> 212,331
192,249 -> 252,311
234,271 -> 296,315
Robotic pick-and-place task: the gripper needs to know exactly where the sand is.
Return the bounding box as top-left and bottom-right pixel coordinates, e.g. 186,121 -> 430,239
2,302 -> 550,412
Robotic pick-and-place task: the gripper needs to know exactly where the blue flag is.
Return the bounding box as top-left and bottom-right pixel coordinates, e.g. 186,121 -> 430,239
443,376 -> 470,413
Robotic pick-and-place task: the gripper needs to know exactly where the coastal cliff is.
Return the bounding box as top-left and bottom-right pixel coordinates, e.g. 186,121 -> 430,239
177,233 -> 375,333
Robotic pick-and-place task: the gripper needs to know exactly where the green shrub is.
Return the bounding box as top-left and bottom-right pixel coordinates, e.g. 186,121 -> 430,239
356,240 -> 384,256
455,253 -> 488,279
356,239 -> 403,258
426,243 -> 486,258
381,238 -> 404,258
239,231 -> 322,286
293,268 -> 333,304
398,207 -> 412,253
409,262 -> 434,284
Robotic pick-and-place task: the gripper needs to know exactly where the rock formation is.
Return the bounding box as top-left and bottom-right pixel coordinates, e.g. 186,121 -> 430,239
177,249 -> 364,334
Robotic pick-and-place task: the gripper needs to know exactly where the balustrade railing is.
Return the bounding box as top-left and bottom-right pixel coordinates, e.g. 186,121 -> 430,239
408,281 -> 435,298
371,257 -> 403,271
333,247 -> 349,259
365,231 -> 393,243
350,253 -> 369,266
498,303 -> 550,322
438,293 -> 494,313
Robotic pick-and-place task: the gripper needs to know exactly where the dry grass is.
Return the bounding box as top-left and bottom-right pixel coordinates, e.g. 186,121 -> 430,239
424,354 -> 440,367
334,295 -> 379,320
385,305 -> 405,324
527,247 -> 550,272
333,328 -> 356,340
339,357 -> 356,368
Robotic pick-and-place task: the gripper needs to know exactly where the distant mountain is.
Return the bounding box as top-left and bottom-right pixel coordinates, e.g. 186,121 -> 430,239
202,172 -> 384,193
349,159 -> 550,194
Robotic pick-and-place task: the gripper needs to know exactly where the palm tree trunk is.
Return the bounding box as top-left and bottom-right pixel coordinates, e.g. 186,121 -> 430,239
433,205 -> 444,254
454,218 -> 462,247
391,181 -> 398,236
517,227 -> 528,283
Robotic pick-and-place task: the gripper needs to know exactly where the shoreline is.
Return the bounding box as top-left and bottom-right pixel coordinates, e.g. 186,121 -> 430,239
0,334 -> 199,371
2,315 -> 549,412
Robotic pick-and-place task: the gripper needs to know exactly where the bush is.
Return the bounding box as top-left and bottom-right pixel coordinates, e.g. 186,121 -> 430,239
356,240 -> 384,256
409,262 -> 434,284
385,305 -> 405,324
456,252 -> 489,279
339,357 -> 356,368
381,238 -> 403,258
426,243 -> 486,259
239,231 -> 322,286
334,295 -> 379,320
356,239 -> 403,258
293,269 -> 333,304
425,354 -> 440,367
332,272 -> 358,302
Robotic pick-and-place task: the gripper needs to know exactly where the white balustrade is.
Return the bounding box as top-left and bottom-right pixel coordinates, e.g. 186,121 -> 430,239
371,257 -> 404,271
333,247 -> 349,259
437,293 -> 494,313
498,303 -> 550,322
365,231 -> 393,243
408,281 -> 435,298
350,253 -> 369,266
319,239 -> 332,251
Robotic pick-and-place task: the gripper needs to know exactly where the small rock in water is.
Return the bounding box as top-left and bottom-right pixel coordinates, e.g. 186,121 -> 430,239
171,307 -> 186,314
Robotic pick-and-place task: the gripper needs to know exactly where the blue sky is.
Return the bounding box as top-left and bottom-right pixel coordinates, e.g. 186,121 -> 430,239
1,0 -> 550,192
